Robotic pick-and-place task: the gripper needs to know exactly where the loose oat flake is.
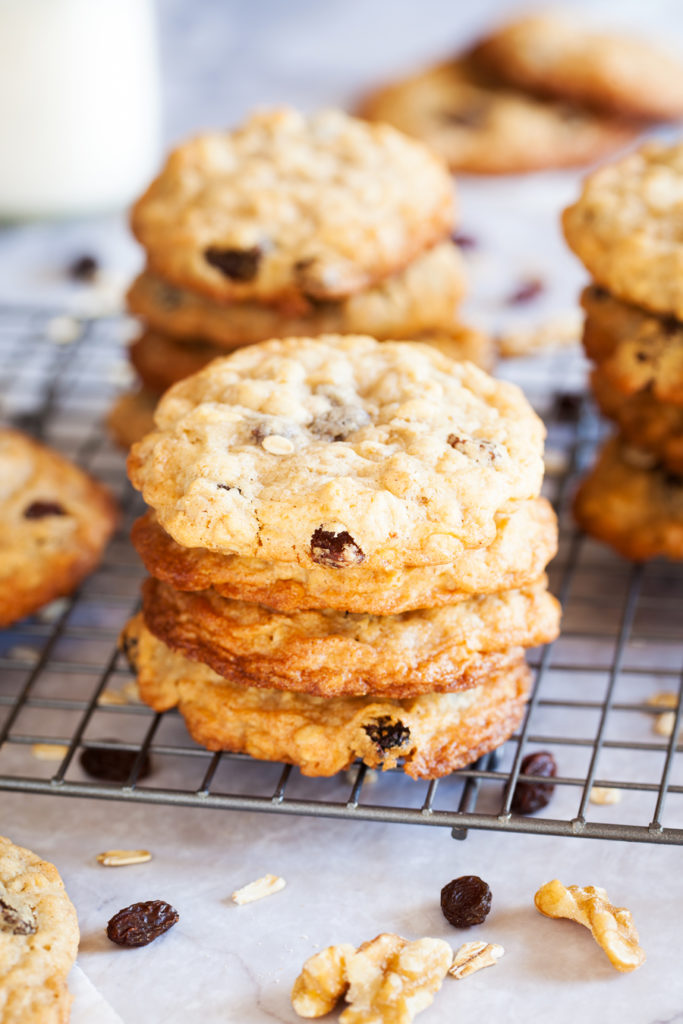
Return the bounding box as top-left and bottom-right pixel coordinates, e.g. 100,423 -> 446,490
231,874 -> 286,905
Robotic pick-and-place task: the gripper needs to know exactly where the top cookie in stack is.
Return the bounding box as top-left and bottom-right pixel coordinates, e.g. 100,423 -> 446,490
110,108 -> 490,446
123,335 -> 560,778
563,142 -> 683,559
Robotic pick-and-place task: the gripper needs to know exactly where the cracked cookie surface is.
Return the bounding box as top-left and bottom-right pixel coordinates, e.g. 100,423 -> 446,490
131,108 -> 455,307
0,834 -> 79,1024
564,143 -> 683,319
127,335 -> 545,569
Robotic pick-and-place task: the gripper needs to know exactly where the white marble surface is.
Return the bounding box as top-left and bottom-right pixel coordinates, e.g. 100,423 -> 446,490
2,2 -> 683,1022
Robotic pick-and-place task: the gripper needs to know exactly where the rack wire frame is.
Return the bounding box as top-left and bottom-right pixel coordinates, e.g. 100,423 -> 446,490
1,303 -> 682,844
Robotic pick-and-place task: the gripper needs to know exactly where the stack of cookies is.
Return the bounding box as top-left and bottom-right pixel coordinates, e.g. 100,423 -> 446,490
361,11 -> 683,175
563,142 -> 683,560
109,107 -> 491,448
121,334 -> 560,779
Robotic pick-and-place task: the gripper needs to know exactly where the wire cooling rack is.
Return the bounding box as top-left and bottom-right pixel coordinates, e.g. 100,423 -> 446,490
1,303 -> 682,845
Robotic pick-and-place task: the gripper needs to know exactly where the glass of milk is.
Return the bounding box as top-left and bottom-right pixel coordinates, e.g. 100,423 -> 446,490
0,0 -> 161,219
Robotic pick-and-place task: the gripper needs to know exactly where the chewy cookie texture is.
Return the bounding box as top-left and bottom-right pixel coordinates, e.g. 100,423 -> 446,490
566,142 -> 683,559
127,335 -> 545,569
0,429 -> 117,626
0,834 -> 79,1024
124,333 -> 558,777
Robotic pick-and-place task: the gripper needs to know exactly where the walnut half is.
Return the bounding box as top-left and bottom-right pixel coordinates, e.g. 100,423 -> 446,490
534,879 -> 645,973
291,932 -> 453,1023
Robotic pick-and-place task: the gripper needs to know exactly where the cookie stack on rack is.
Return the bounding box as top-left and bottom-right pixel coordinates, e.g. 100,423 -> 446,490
563,142 -> 683,560
108,107 -> 491,448
121,334 -> 560,779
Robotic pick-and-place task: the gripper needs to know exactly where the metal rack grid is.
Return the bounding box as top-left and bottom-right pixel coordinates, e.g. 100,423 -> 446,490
1,303 -> 682,845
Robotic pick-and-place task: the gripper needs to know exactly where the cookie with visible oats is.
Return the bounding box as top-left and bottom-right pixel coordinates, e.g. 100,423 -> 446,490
0,429 -> 117,626
122,614 -> 532,779
106,389 -> 158,450
140,575 -> 559,698
0,834 -> 79,1024
127,335 -> 545,570
564,143 -> 683,320
128,323 -> 495,398
591,367 -> 683,475
359,58 -> 635,175
473,12 -> 683,121
581,285 -> 683,405
131,108 -> 455,308
574,436 -> 683,561
132,498 -> 557,614
126,241 -> 467,347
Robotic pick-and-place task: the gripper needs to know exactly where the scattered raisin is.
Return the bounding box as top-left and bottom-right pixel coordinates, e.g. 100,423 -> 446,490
364,716 -> 411,752
68,254 -> 98,281
506,277 -> 544,305
662,315 -> 680,336
664,470 -> 683,488
23,500 -> 66,519
310,406 -> 370,442
106,900 -> 178,947
310,527 -> 365,568
80,744 -> 152,784
451,231 -> 478,250
440,876 -> 492,928
0,898 -> 36,935
205,246 -> 261,281
511,750 -> 557,814
635,351 -> 650,363
551,391 -> 583,423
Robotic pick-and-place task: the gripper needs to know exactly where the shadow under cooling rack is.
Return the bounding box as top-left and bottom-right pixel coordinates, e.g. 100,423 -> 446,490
1,304 -> 682,844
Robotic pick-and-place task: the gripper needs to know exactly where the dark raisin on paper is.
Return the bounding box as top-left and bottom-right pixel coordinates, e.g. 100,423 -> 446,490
440,875 -> 492,928
510,750 -> 557,814
205,246 -> 261,281
551,391 -> 582,423
310,527 -> 365,568
451,231 -> 478,251
506,277 -> 544,306
0,898 -> 36,935
80,744 -> 151,784
364,716 -> 411,752
107,900 -> 178,947
68,254 -> 98,281
23,501 -> 66,519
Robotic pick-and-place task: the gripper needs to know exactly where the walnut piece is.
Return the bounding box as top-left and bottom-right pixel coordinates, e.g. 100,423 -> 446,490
291,934 -> 452,1023
231,873 -> 286,905
448,940 -> 504,979
291,943 -> 356,1017
534,879 -> 645,973
341,933 -> 452,1024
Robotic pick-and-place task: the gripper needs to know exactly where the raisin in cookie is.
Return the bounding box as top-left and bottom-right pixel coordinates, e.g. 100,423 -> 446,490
359,58 -> 635,175
591,367 -> 683,474
473,12 -> 683,121
131,108 -> 455,308
0,834 -> 79,1024
126,241 -> 467,347
0,429 -> 117,626
122,614 -> 532,779
581,286 -> 683,405
132,499 -> 557,614
140,575 -> 559,698
573,436 -> 683,561
564,144 -> 683,320
127,335 -> 545,569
